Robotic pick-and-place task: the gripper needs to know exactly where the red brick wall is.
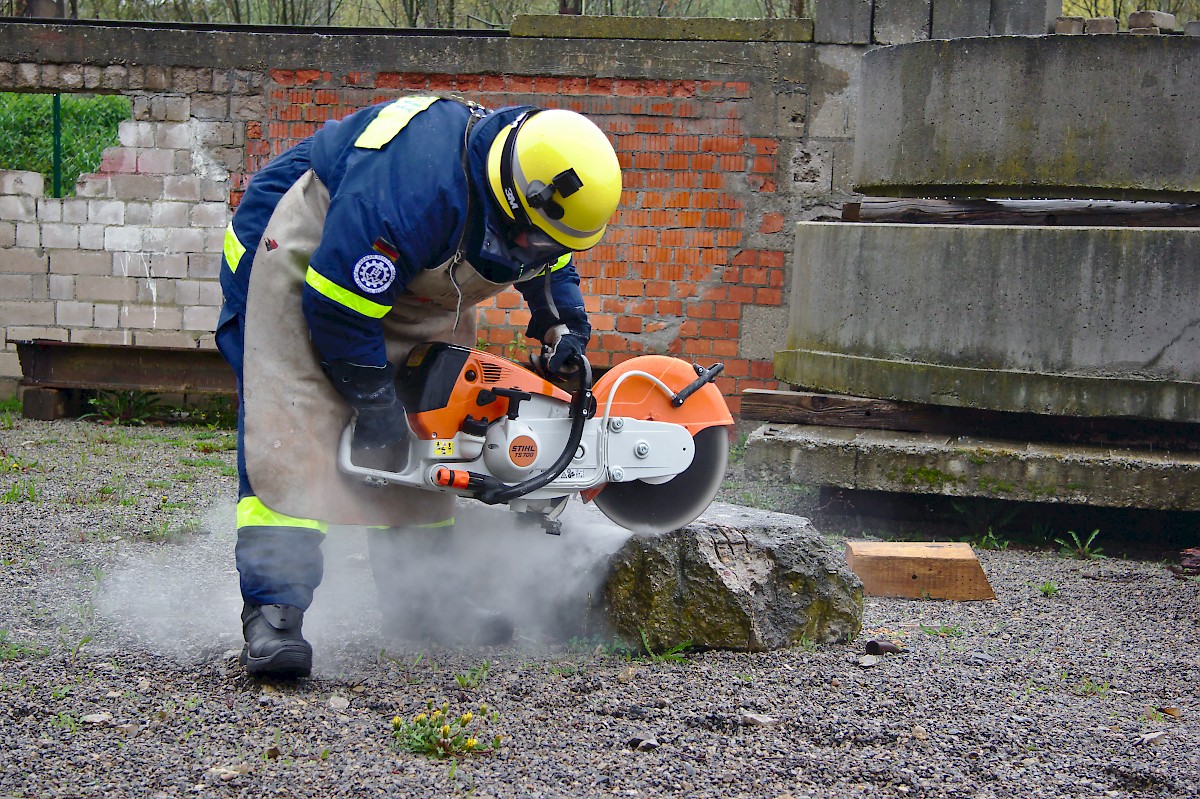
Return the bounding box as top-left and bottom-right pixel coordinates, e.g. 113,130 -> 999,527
237,69 -> 788,414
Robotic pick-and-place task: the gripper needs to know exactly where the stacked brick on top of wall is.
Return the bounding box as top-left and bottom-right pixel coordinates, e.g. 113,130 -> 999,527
240,69 -> 789,409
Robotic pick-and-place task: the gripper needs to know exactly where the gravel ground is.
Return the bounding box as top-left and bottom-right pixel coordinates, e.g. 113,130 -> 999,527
2,413 -> 1199,799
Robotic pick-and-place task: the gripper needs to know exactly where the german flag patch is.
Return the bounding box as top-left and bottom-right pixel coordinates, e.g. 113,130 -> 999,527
372,237 -> 399,263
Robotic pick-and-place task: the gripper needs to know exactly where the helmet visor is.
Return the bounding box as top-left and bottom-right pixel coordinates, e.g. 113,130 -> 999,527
508,226 -> 572,268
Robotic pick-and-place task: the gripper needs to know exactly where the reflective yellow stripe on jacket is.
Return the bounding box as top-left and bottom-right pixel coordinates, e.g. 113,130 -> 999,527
355,95 -> 440,149
223,223 -> 247,273
305,268 -> 392,319
237,496 -> 329,534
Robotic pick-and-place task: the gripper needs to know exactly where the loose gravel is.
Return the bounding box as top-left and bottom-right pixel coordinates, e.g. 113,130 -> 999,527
1,414 -> 1198,798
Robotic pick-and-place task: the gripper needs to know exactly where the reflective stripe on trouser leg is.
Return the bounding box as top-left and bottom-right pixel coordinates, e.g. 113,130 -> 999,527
236,496 -> 328,610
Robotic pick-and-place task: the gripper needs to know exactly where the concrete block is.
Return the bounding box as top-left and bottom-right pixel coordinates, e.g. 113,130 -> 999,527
15,223 -> 40,248
0,274 -> 34,299
1130,27 -> 1160,35
149,254 -> 189,279
87,200 -> 125,225
1055,16 -> 1084,34
0,300 -> 54,326
175,280 -> 200,305
157,122 -> 193,149
121,304 -> 182,330
932,0 -> 989,39
137,277 -> 176,304
874,0 -> 932,44
808,46 -> 860,139
183,305 -> 219,331
1188,20 -> 1200,36
1084,17 -> 1118,34
118,121 -> 155,148
22,387 -> 72,421
5,326 -> 67,344
76,275 -> 136,303
991,0 -> 1058,35
132,330 -> 196,348
0,220 -> 14,248
198,281 -> 223,305
0,171 -> 44,196
188,253 -> 221,279
0,250 -> 48,275
78,225 -> 105,250
93,304 -> 119,328
104,226 -> 144,252
41,223 -> 79,250
1129,10 -> 1175,31
0,195 -> 37,221
36,197 -> 61,223
811,0 -> 873,44
61,198 -> 87,224
150,202 -> 190,227
48,274 -> 74,300
74,328 -> 131,344
56,301 -> 94,326
48,250 -> 113,276
192,202 -> 230,228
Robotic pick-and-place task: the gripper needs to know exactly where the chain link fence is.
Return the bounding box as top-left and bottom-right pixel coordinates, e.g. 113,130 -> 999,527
0,92 -> 131,196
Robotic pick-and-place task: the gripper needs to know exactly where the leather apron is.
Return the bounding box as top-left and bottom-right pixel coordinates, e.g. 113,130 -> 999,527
242,169 -> 517,526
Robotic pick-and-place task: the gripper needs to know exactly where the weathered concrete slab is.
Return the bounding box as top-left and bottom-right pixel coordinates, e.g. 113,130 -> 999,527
811,0 -> 873,44
511,14 -> 814,42
853,36 -> 1200,200
745,423 -> 1200,511
932,0 -> 991,39
780,222 -> 1200,423
874,0 -> 932,45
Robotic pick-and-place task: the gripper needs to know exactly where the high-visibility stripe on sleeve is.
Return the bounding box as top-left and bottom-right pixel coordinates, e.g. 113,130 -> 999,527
355,96 -> 440,149
305,267 -> 392,319
366,518 -> 455,531
223,223 -> 247,273
550,253 -> 572,272
237,496 -> 329,534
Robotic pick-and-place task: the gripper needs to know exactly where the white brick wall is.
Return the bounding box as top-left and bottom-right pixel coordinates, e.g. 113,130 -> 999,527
0,90 -> 235,383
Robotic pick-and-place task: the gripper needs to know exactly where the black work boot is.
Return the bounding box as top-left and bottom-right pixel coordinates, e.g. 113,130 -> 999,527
239,603 -> 312,678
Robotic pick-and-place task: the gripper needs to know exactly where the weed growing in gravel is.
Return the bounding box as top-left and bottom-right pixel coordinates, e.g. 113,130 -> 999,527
191,432 -> 237,453
85,390 -> 163,424
1,453 -> 34,473
454,661 -> 490,689
639,629 -> 692,664
2,479 -> 39,503
50,712 -> 80,733
973,529 -> 1010,551
379,650 -> 432,684
1,410 -> 14,430
919,624 -> 965,638
1056,529 -> 1105,560
1073,677 -> 1111,697
392,699 -> 503,759
0,629 -> 48,661
1036,580 -> 1058,598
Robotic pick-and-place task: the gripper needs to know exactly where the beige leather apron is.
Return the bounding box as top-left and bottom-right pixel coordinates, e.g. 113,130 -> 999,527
242,169 -> 516,526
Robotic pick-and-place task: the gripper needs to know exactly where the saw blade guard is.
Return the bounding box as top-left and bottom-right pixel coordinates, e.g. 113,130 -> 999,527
589,355 -> 734,533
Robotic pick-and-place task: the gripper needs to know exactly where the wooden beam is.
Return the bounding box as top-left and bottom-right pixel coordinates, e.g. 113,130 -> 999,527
845,541 -> 996,601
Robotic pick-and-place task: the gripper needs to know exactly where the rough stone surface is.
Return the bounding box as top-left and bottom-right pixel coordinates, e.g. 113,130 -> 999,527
873,0 -> 932,44
932,0 -> 991,39
511,14 -> 814,42
811,0 -> 873,43
602,503 -> 863,652
853,36 -> 1200,200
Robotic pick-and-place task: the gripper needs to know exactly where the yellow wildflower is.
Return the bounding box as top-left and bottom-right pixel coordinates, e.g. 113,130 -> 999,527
460,711 -> 473,724
391,716 -> 402,728
478,703 -> 487,713
465,738 -> 477,750
431,709 -> 443,720
414,712 -> 427,723
440,724 -> 451,737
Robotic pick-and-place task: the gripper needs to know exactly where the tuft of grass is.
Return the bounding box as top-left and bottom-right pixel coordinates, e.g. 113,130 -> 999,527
1036,580 -> 1058,598
454,661 -> 490,690
84,390 -> 163,425
639,628 -> 691,664
2,479 -> 39,504
1055,529 -> 1105,560
0,629 -> 49,661
919,623 -> 965,638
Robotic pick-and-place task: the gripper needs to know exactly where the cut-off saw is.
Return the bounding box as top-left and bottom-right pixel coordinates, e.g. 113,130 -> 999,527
338,341 -> 734,535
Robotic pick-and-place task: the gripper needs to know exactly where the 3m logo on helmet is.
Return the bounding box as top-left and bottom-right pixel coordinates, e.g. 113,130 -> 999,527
508,436 -> 538,467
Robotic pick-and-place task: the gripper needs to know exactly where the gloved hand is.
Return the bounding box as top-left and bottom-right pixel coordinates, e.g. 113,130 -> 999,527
535,325 -> 588,380
322,360 -> 410,473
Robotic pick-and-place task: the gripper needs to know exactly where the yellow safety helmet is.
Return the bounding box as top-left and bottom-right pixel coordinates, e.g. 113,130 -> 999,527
487,109 -> 622,251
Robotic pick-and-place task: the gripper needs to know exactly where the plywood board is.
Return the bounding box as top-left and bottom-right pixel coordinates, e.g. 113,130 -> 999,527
845,540 -> 996,601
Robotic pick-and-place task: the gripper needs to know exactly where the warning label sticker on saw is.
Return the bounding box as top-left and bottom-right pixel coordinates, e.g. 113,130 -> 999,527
433,440 -> 455,457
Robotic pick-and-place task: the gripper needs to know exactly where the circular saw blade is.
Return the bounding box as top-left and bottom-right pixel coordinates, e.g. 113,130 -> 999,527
592,425 -> 729,535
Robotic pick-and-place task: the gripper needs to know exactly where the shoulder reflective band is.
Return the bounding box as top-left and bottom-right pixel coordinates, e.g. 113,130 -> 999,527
305,267 -> 392,319
550,252 -> 572,272
223,223 -> 247,273
355,95 -> 440,150
237,496 -> 329,534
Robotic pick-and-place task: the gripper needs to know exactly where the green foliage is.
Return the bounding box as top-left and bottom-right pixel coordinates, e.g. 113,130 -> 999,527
454,661 -> 490,690
85,391 -> 163,425
919,623 -> 965,638
1037,580 -> 1058,598
1055,529 -> 1105,560
0,92 -> 131,196
0,629 -> 48,661
391,699 -> 503,759
2,479 -> 39,504
639,628 -> 691,664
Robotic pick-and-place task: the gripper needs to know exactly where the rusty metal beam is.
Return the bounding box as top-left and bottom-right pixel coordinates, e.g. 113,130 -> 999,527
16,340 -> 236,396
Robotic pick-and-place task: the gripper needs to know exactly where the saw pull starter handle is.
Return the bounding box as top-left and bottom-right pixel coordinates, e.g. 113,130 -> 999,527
478,354 -> 593,506
671,363 -> 724,407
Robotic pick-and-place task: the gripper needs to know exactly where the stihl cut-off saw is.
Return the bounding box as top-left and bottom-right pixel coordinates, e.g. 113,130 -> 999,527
338,342 -> 734,535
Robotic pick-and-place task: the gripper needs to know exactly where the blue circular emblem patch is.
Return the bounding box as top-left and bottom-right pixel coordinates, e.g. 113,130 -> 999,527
352,254 -> 396,294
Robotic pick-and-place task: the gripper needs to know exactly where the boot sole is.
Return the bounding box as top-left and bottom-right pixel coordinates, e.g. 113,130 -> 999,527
240,643 -> 313,679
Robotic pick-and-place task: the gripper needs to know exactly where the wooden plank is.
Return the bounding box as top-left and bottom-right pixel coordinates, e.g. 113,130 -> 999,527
843,197 -> 1200,227
845,541 -> 996,601
740,388 -> 946,431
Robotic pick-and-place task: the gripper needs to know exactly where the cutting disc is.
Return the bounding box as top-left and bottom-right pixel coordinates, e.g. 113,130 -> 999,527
592,425 -> 729,534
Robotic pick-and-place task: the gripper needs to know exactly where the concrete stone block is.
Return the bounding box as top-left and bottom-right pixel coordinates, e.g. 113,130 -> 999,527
61,198 -> 87,224
183,305 -> 219,331
150,202 -> 190,227
1129,10 -> 1175,31
15,223 -> 40,249
36,198 -> 62,223
150,254 -> 189,279
82,65 -> 102,89
0,300 -> 54,326
87,200 -> 124,225
188,253 -> 221,280
101,65 -> 127,90
118,121 -> 155,148
41,223 -> 79,250
133,330 -> 195,348
22,387 -> 72,421
48,274 -> 74,300
198,281 -> 223,305
0,221 -> 13,248
56,301 -> 94,327
0,195 -> 37,221
991,0 -> 1058,35
175,280 -> 200,305
0,171 -> 44,196
137,277 -> 176,305
875,0 -> 932,44
191,93 -> 230,120
76,275 -> 136,303
14,63 -> 38,88
74,176 -> 112,198
142,228 -> 168,252
104,226 -> 144,252
1055,16 -> 1084,34
1188,20 -> 1200,36
164,176 -> 225,202
108,174 -> 166,201
121,304 -> 182,330
808,46 -> 860,139
93,304 -> 119,328
932,0 -> 990,39
192,202 -> 229,228
74,328 -> 131,344
135,148 -> 178,175
157,123 -> 192,149
0,274 -> 34,299
78,225 -> 105,250
1084,17 -> 1118,34
166,228 -> 206,254
48,250 -> 112,276
1130,27 -> 1160,35
811,0 -> 873,44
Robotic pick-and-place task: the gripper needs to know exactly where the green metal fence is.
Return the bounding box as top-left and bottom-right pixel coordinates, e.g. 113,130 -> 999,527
0,92 -> 131,197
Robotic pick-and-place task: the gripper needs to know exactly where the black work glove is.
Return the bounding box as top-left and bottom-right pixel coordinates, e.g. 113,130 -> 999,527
535,326 -> 588,380
322,360 -> 410,473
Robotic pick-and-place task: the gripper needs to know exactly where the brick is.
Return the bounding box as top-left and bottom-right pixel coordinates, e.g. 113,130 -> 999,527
49,250 -> 113,276
0,170 -> 44,196
121,305 -> 182,330
56,301 -> 95,326
15,223 -> 39,248
0,249 -> 47,273
1128,10 -> 1175,30
78,225 -> 106,250
0,195 -> 36,221
87,200 -> 125,226
93,304 -> 120,329
0,274 -> 34,299
0,300 -> 54,326
1084,17 -> 1118,34
1054,16 -> 1084,34
104,226 -> 144,252
183,305 -> 219,331
48,275 -> 74,299
76,275 -> 137,302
